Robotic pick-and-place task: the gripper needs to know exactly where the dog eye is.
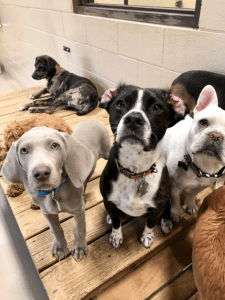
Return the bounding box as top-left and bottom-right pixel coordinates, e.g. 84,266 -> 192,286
199,119 -> 208,126
20,147 -> 29,154
152,104 -> 162,113
116,100 -> 125,109
51,143 -> 59,149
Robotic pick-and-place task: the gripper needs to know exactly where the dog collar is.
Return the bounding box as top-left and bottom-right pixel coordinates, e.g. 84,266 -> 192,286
38,174 -> 68,196
178,154 -> 225,178
115,158 -> 158,179
55,65 -> 61,75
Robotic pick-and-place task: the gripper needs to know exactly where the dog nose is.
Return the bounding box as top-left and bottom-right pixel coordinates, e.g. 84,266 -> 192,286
209,132 -> 223,141
124,113 -> 145,130
32,166 -> 51,181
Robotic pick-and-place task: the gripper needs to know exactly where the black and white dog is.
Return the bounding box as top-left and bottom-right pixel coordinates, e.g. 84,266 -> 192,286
99,84 -> 186,249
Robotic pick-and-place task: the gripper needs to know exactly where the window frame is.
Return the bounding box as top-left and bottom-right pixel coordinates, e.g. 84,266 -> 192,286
73,0 -> 202,28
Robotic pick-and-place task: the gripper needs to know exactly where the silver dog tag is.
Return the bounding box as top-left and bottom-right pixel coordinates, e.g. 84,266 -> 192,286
52,191 -> 61,211
138,179 -> 149,197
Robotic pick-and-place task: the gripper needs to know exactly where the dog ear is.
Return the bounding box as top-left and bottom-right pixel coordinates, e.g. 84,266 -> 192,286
62,133 -> 94,189
193,85 -> 218,115
47,57 -> 58,72
167,93 -> 187,127
99,88 -> 118,111
1,141 -> 27,184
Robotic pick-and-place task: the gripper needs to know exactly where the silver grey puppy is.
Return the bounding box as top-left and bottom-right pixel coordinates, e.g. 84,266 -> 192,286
2,120 -> 111,262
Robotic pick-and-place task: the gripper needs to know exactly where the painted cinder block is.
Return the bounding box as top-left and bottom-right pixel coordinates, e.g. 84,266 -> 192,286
118,21 -> 164,66
163,27 -> 225,74
30,9 -> 64,37
62,13 -> 87,44
86,16 -> 117,53
69,63 -> 91,79
199,0 -> 225,32
101,50 -> 138,85
137,61 -> 180,88
90,72 -> 116,94
51,0 -> 72,12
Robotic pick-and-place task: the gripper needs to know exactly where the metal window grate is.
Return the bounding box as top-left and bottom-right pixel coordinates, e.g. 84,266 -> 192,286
73,0 -> 202,28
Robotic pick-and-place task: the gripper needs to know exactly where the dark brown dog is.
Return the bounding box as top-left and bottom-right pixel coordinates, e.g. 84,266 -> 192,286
171,70 -> 225,112
192,186 -> 225,300
20,55 -> 98,115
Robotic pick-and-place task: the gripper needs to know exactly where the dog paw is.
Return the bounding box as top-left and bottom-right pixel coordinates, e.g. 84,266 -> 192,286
29,94 -> 35,99
183,203 -> 198,215
28,107 -> 37,113
71,241 -> 88,262
20,106 -> 26,111
106,214 -> 112,225
109,227 -> 123,248
140,228 -> 154,249
161,218 -> 173,235
52,241 -> 69,261
170,207 -> 182,223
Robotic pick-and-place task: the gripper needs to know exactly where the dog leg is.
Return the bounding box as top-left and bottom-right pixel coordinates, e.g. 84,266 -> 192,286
140,222 -> 155,249
29,87 -> 48,99
20,98 -> 53,111
183,187 -> 204,214
43,213 -> 69,261
161,201 -> 173,236
170,186 -> 182,223
71,208 -> 88,262
108,213 -> 123,248
29,98 -> 67,114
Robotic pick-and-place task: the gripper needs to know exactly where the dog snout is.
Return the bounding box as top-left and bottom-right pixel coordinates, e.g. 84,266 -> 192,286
32,166 -> 51,181
209,131 -> 223,141
124,113 -> 145,131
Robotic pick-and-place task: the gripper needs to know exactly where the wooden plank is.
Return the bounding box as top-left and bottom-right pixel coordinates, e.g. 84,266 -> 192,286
0,94 -> 50,108
0,85 -> 45,102
96,223 -> 196,300
188,292 -> 200,300
151,267 -> 197,300
27,202 -> 126,272
40,210 -> 196,300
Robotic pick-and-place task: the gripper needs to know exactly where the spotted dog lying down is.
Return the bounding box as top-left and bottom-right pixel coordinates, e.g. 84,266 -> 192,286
99,84 -> 186,249
20,55 -> 98,115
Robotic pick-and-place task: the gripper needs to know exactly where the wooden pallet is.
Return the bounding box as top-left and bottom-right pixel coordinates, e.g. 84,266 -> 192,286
0,87 -> 209,300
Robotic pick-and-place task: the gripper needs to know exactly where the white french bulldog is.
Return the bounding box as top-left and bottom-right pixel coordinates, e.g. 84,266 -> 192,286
161,85 -> 225,222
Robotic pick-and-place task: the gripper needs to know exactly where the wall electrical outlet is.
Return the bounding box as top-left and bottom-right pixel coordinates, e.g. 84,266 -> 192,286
63,46 -> 70,53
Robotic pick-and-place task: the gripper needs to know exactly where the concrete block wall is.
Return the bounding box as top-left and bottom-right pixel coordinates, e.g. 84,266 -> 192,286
0,0 -> 224,93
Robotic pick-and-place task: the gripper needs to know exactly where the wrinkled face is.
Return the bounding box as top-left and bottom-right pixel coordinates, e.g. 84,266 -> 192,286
102,85 -> 181,151
17,128 -> 67,192
32,55 -> 57,80
189,106 -> 225,163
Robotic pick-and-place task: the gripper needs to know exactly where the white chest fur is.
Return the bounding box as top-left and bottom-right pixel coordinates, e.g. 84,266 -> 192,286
109,156 -> 165,217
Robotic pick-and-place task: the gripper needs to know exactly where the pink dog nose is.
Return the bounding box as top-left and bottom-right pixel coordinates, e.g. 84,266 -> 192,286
209,132 -> 223,141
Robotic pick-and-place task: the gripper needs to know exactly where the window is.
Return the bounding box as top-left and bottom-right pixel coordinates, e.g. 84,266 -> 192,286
73,0 -> 202,28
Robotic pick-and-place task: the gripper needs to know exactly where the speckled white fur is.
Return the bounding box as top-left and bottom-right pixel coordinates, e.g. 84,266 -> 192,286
140,225 -> 154,248
109,225 -> 123,248
161,218 -> 173,235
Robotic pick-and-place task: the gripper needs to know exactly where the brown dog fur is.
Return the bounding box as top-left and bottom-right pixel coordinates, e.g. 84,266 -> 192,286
0,114 -> 72,202
192,186 -> 225,300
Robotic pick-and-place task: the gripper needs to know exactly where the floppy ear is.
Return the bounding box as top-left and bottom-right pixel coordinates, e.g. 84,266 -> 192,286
1,141 -> 27,184
193,85 -> 218,115
99,88 -> 118,112
62,133 -> 94,189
